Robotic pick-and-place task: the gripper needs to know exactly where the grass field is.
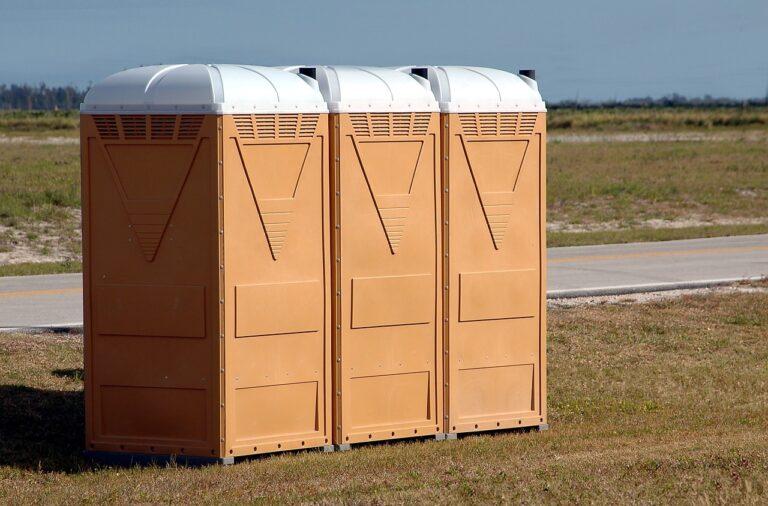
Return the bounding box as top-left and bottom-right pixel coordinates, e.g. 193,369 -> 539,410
0,285 -> 766,502
0,142 -> 80,269
0,261 -> 82,277
549,106 -> 768,132
548,139 -> 768,233
0,110 -> 79,138
0,109 -> 766,274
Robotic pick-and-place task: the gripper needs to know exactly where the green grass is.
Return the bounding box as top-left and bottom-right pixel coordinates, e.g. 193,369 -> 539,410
0,110 -> 79,137
0,143 -> 79,225
548,140 -> 768,226
1,287 -> 766,502
549,106 -> 768,132
0,143 -> 80,262
0,261 -> 82,277
549,223 -> 768,247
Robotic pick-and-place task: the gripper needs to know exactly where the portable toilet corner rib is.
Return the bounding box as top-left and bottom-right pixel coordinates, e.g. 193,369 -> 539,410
286,66 -> 444,448
80,64 -> 332,463
398,66 -> 548,436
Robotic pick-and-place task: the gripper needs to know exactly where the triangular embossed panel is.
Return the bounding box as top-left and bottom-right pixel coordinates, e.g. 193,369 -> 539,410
354,140 -> 423,254
237,142 -> 310,260
104,144 -> 197,261
462,139 -> 529,249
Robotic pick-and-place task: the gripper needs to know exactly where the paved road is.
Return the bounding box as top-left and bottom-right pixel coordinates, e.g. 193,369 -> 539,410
1,234 -> 766,329
0,273 -> 83,329
548,234 -> 767,297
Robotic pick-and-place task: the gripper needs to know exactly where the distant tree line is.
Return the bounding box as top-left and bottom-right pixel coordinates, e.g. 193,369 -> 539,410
550,93 -> 768,110
1,83 -> 767,111
0,83 -> 88,110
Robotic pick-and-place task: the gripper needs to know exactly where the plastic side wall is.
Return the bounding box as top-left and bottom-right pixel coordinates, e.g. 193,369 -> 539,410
81,114 -> 223,458
330,112 -> 444,445
442,112 -> 547,434
221,113 -> 332,456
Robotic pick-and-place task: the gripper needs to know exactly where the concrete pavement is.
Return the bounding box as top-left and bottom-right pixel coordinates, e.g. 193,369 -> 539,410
0,273 -> 83,329
548,233 -> 768,297
1,234 -> 766,329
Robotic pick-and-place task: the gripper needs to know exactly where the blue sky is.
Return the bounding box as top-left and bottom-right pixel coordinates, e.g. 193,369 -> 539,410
1,0 -> 767,101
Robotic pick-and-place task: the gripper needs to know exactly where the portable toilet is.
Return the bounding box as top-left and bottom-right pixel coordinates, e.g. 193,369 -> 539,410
80,64 -> 332,463
285,66 -> 444,448
398,66 -> 548,436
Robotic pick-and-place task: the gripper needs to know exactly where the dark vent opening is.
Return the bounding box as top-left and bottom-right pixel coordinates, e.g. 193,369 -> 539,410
299,67 -> 317,80
120,115 -> 147,140
150,115 -> 176,140
519,69 -> 536,81
93,115 -> 119,139
178,115 -> 204,139
411,68 -> 429,80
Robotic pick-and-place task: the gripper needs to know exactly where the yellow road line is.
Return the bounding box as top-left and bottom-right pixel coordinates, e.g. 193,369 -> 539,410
0,287 -> 82,298
550,245 -> 768,265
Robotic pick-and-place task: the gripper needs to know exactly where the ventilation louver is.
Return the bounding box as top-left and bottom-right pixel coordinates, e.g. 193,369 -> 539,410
233,114 -> 319,139
459,113 -> 539,136
350,113 -> 431,137
91,114 -> 204,141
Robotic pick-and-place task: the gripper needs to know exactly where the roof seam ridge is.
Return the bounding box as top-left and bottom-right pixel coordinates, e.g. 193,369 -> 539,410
143,64 -> 186,100
236,65 -> 281,102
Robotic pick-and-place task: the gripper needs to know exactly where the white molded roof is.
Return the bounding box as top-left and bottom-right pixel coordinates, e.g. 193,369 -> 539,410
397,66 -> 545,113
81,64 -> 328,114
283,66 -> 438,113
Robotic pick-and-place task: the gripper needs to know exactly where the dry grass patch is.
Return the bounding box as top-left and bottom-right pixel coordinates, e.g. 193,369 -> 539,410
1,288 -> 767,502
0,111 -> 79,138
549,106 -> 768,133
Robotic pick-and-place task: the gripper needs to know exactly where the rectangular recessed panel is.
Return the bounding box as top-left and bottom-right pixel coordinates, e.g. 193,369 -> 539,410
235,382 -> 318,440
94,336 -> 209,388
94,284 -> 205,337
459,269 -> 538,322
456,364 -> 534,419
351,274 -> 433,328
99,385 -> 207,441
231,332 -> 323,386
235,281 -> 321,337
349,372 -> 430,428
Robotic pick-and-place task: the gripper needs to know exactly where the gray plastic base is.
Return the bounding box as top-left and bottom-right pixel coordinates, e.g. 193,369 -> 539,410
538,423 -> 550,431
444,433 -> 458,440
335,443 -> 352,452
322,445 -> 335,453
84,450 -> 234,467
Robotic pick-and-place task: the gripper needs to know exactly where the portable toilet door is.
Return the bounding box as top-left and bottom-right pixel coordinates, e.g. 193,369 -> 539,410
400,66 -> 548,436
80,64 -> 332,463
287,66 -> 444,448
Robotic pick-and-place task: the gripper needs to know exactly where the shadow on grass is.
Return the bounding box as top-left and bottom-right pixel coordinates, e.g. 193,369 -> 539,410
0,385 -> 88,472
52,368 -> 84,381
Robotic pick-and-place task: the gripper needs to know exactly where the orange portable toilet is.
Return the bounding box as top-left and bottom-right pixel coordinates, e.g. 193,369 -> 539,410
80,64 -> 332,464
287,66 -> 444,448
399,66 -> 548,436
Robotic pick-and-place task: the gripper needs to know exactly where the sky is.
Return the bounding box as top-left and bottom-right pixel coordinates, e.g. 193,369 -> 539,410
1,0 -> 767,102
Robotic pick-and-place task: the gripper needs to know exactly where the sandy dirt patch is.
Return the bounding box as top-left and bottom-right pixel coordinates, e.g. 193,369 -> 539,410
548,283 -> 768,308
0,209 -> 81,264
548,216 -> 768,233
0,135 -> 78,145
